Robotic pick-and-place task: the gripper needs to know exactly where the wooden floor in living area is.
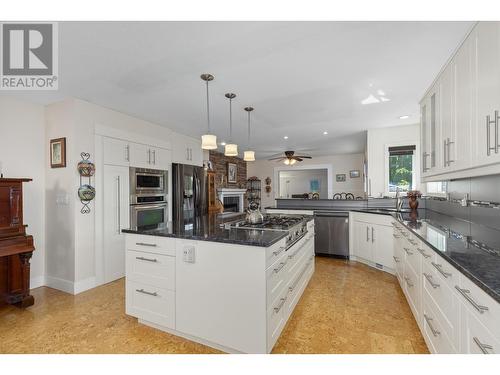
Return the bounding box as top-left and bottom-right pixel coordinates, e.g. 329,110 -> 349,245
0,257 -> 428,354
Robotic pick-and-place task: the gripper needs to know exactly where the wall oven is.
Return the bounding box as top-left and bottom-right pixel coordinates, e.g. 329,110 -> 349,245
130,167 -> 168,229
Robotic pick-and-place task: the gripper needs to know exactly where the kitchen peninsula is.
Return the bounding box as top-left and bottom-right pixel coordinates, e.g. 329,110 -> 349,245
122,213 -> 315,353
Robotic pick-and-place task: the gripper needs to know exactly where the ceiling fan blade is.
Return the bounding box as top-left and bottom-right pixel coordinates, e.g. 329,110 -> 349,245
294,157 -> 303,162
294,155 -> 312,159
268,157 -> 286,161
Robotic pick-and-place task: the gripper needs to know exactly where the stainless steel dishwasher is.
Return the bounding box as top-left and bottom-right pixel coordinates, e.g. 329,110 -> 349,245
314,211 -> 349,258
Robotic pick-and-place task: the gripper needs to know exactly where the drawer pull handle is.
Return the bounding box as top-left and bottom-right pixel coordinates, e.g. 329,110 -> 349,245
431,262 -> 451,278
417,248 -> 431,258
273,262 -> 286,273
455,286 -> 489,314
404,276 -> 414,288
404,248 -> 413,255
393,234 -> 401,239
136,256 -> 158,263
424,314 -> 440,337
393,256 -> 400,263
473,337 -> 493,354
423,273 -> 440,289
136,242 -> 157,247
136,288 -> 158,297
408,239 -> 417,245
274,297 -> 287,313
273,246 -> 285,256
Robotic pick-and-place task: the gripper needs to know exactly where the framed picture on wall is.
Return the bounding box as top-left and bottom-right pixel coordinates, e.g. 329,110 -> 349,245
50,137 -> 66,168
336,174 -> 346,182
227,163 -> 237,183
350,170 -> 360,178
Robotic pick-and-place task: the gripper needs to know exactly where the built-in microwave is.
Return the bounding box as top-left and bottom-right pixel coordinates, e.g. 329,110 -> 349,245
130,167 -> 167,194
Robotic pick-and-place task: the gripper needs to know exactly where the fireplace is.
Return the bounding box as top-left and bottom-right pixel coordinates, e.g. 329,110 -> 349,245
217,188 -> 247,213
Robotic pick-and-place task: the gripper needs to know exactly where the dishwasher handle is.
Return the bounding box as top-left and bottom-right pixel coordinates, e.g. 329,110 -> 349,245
314,211 -> 349,217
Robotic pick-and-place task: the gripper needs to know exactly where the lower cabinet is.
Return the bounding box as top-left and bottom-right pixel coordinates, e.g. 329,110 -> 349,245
393,220 -> 500,354
349,212 -> 395,273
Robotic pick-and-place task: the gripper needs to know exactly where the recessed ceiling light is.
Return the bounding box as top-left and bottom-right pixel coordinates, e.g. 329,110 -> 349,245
399,115 -> 410,119
323,131 -> 328,135
361,94 -> 380,105
283,136 -> 288,140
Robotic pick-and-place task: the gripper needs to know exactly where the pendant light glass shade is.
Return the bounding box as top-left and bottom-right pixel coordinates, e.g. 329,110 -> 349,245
224,93 -> 238,157
243,106 -> 255,162
201,134 -> 217,150
225,143 -> 238,156
243,150 -> 255,161
200,74 -> 217,150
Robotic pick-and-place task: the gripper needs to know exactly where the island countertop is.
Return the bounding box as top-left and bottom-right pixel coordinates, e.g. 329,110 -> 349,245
122,213 -> 296,247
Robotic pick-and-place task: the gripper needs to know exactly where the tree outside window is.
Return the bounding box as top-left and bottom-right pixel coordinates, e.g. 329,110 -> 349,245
388,145 -> 415,192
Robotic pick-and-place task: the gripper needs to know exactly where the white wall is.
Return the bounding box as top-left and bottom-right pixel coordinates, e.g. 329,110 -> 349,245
247,153 -> 365,208
367,124 -> 421,198
0,97 -> 46,288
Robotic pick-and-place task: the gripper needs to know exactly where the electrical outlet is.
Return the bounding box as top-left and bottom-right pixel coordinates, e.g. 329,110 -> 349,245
183,245 -> 195,263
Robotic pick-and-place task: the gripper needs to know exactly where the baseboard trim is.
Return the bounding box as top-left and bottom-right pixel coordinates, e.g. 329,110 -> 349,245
74,277 -> 96,294
45,276 -> 74,294
30,276 -> 46,290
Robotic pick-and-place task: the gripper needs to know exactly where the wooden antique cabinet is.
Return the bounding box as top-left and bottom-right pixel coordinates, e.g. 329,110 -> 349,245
0,178 -> 35,308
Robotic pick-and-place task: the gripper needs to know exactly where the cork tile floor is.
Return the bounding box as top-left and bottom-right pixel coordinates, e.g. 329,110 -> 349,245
0,257 -> 428,354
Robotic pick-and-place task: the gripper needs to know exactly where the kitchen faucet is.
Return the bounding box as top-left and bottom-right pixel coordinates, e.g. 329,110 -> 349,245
395,187 -> 404,212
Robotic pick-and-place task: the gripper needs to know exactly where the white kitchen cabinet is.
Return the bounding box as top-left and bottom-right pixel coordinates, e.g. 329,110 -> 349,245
439,63 -> 455,171
103,165 -> 130,283
473,22 -> 500,166
421,83 -> 441,176
103,137 -> 130,166
349,212 -> 394,273
172,133 -> 203,166
150,146 -> 171,170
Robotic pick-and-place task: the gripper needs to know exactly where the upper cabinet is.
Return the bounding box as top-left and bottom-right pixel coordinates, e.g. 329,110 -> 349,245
421,22 -> 500,181
473,22 -> 500,166
103,137 -> 171,170
172,133 -> 203,167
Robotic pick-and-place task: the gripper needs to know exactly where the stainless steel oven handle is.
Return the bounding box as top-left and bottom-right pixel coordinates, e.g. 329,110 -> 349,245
132,203 -> 167,210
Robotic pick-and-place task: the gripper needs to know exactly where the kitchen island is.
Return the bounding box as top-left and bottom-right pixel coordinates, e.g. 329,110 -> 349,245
122,213 -> 315,353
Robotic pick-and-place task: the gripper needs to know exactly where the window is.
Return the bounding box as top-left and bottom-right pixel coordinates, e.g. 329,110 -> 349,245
388,145 -> 416,193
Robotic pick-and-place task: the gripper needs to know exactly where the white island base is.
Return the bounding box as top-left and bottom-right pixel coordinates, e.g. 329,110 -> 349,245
125,219 -> 315,354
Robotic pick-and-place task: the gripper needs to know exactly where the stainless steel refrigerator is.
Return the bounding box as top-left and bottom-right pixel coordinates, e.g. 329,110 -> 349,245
172,163 -> 207,225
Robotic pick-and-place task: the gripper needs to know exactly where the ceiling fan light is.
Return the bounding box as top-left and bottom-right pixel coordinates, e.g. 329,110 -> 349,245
243,150 -> 255,162
283,159 -> 290,165
201,134 -> 218,150
225,143 -> 238,157
290,159 -> 297,165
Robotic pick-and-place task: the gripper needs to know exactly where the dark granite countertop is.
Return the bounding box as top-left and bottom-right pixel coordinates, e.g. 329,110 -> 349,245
122,213 -> 313,248
392,210 -> 500,304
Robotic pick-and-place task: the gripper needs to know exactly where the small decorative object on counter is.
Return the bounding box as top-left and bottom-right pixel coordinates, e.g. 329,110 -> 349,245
407,190 -> 422,210
78,152 -> 95,214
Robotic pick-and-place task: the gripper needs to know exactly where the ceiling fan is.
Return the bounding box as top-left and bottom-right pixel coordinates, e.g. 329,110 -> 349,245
268,150 -> 312,165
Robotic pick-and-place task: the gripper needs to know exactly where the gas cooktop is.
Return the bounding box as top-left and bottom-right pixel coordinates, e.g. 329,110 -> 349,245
234,215 -> 305,230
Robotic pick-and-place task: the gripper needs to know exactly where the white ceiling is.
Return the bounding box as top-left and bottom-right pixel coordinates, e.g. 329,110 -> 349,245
4,21 -> 473,158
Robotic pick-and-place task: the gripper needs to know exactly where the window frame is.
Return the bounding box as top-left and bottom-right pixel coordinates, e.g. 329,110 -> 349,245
384,142 -> 417,197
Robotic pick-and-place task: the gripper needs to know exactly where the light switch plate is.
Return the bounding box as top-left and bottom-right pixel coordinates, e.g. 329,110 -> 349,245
183,245 -> 195,263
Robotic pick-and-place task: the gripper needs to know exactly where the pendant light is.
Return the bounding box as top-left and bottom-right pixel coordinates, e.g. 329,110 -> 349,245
243,106 -> 255,161
200,74 -> 217,150
224,93 -> 238,156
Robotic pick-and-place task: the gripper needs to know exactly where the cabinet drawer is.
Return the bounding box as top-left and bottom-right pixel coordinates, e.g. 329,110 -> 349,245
286,255 -> 314,316
266,238 -> 287,268
402,240 -> 421,276
457,274 -> 500,336
422,261 -> 460,347
430,254 -> 459,291
462,308 -> 500,354
266,253 -> 289,305
126,234 -> 176,256
126,280 -> 175,329
422,296 -> 456,353
267,287 -> 288,352
403,262 -> 421,324
126,250 -> 175,290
